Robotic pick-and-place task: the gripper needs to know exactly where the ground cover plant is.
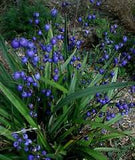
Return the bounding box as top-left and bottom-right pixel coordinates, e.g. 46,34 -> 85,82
0,0 -> 61,40
0,1 -> 135,160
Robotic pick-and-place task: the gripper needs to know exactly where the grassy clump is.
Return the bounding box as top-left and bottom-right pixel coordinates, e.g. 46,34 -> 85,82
0,1 -> 135,160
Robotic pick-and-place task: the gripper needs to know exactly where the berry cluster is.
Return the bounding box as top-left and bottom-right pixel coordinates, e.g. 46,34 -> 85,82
12,131 -> 51,160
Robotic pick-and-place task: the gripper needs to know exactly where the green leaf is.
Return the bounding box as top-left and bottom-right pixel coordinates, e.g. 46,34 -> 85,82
47,26 -> 53,43
63,14 -> 68,59
0,35 -> 14,71
41,77 -> 68,93
105,113 -> 122,126
79,147 -> 107,160
107,67 -> 118,97
0,154 -> 21,160
0,35 -> 22,72
0,82 -> 51,150
44,27 -> 53,80
81,53 -> 88,71
0,117 -> 11,128
55,81 -> 135,111
49,107 -> 70,134
0,126 -> 13,140
95,67 -> 119,122
0,63 -> 12,81
58,126 -> 75,141
94,147 -> 120,152
96,132 -> 130,142
87,149 -> 107,160
61,48 -> 77,71
75,119 -> 126,135
80,51 -> 117,109
0,155 -> 12,160
0,82 -> 37,127
68,70 -> 77,94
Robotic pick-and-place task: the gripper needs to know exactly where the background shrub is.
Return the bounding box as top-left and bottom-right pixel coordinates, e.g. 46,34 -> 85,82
0,0 -> 61,40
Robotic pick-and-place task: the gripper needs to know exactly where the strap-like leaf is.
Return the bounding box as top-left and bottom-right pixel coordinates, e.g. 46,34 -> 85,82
41,77 -> 68,93
55,81 -> 135,111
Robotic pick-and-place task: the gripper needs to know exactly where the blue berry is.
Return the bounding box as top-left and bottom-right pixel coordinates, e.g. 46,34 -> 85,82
28,103 -> 34,109
42,150 -> 47,156
22,56 -> 28,64
110,71 -> 115,77
27,76 -> 34,83
25,139 -> 32,146
114,45 -> 119,51
89,0 -> 95,3
35,19 -> 40,24
27,41 -> 35,49
17,85 -> 23,91
32,37 -> 37,41
53,56 -> 59,63
123,36 -> 128,43
92,14 -> 96,19
22,91 -> 28,98
106,116 -> 111,121
62,2 -> 69,7
33,56 -> 39,62
53,74 -> 59,81
99,68 -> 104,74
51,8 -> 58,17
18,138 -> 23,143
127,55 -> 131,60
26,49 -> 35,57
131,86 -> 135,93
38,30 -> 42,35
119,43 -> 124,48
45,89 -> 51,97
36,145 -> 41,151
114,57 -> 118,64
54,68 -> 59,74
23,134 -> 28,139
57,34 -> 62,40
33,12 -> 39,17
34,73 -> 40,80
11,39 -> 20,49
20,71 -> 25,78
87,112 -> 91,117
13,141 -> 19,148
121,60 -> 127,66
96,1 -> 101,6
13,72 -> 21,80
44,24 -> 51,31
84,22 -> 88,27
87,15 -> 92,20
50,37 -> 57,45
104,54 -> 109,60
78,17 -> 82,22
19,38 -> 28,47
12,133 -> 19,139
96,93 -> 100,97
111,113 -> 115,118
45,44 -> 52,53
28,154 -> 34,160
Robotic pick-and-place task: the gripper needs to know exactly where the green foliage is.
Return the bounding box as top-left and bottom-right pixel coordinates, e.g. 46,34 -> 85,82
0,31 -> 134,159
0,1 -> 60,40
0,2 -> 135,159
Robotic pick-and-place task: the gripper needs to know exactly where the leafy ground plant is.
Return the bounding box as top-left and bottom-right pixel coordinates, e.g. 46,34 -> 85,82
0,4 -> 135,160
0,0 -> 61,40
